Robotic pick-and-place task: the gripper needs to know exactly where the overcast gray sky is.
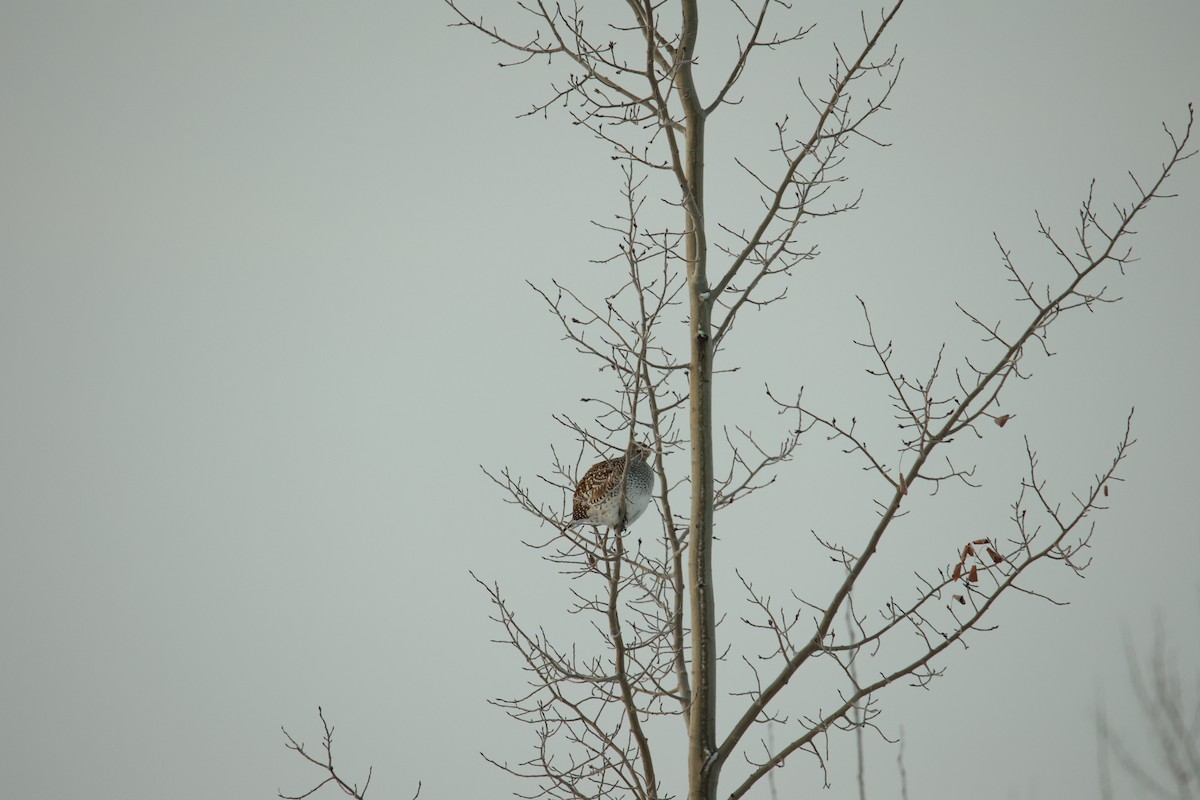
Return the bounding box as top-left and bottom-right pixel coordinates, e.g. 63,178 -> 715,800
2,2 -> 1197,799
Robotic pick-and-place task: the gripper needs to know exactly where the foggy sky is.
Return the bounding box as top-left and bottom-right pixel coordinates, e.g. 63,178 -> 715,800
1,2 -> 1197,799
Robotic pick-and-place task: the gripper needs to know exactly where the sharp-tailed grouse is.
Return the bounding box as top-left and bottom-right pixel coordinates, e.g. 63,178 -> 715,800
571,442 -> 655,530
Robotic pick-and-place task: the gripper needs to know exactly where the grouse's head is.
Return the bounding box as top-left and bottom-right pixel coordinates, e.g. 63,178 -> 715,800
631,441 -> 655,462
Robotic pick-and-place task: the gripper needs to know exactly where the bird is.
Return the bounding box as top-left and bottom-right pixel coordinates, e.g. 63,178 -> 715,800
571,442 -> 655,531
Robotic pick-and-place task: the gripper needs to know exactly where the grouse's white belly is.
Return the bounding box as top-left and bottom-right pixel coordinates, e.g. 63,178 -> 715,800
584,483 -> 652,528
623,490 -> 651,526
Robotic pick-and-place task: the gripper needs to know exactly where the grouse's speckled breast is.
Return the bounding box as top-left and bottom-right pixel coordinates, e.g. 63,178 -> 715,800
572,445 -> 655,529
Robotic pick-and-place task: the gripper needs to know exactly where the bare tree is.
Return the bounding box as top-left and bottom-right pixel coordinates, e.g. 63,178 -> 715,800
279,708 -> 422,800
444,3 -> 1193,800
1097,619 -> 1200,800
285,2 -> 1193,798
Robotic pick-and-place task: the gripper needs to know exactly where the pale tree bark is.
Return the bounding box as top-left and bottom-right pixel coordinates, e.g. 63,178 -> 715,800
672,4 -> 718,799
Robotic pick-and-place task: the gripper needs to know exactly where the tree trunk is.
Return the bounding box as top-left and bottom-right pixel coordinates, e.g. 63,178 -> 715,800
677,2 -> 716,798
